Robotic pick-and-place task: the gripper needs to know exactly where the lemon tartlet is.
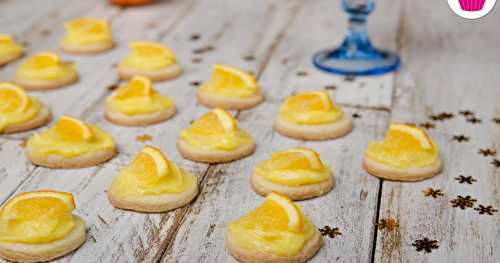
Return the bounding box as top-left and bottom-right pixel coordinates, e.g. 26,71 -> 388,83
105,76 -> 176,126
26,116 -> 117,168
60,17 -> 114,54
118,41 -> 182,81
274,90 -> 352,141
252,148 -> 335,200
226,192 -> 323,263
0,83 -> 52,134
196,64 -> 264,110
0,34 -> 23,66
177,108 -> 256,163
363,123 -> 442,181
108,145 -> 198,212
0,190 -> 86,263
14,52 -> 78,90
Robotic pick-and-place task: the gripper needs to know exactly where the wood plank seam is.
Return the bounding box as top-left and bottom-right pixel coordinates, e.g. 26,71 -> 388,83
155,3 -> 305,261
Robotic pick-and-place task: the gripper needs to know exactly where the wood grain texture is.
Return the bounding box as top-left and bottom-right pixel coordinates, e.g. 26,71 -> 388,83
163,0 -> 401,262
373,1 -> 500,263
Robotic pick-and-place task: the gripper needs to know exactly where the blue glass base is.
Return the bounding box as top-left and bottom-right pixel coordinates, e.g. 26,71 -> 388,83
313,46 -> 400,76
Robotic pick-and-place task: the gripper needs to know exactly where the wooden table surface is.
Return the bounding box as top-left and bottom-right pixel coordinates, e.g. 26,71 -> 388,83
1,0 -> 499,262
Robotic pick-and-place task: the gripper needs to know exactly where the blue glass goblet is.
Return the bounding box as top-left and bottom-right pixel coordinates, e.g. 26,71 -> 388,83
313,0 -> 400,76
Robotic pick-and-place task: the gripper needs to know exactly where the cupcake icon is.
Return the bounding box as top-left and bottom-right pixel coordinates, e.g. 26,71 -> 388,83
458,0 -> 486,11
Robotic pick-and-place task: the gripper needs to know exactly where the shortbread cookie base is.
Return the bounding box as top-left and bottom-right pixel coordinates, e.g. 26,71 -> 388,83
196,89 -> 264,110
60,41 -> 114,55
0,216 -> 86,263
26,146 -> 117,169
14,72 -> 78,91
0,52 -> 23,67
3,104 -> 52,134
363,155 -> 443,181
226,228 -> 323,263
274,114 -> 352,141
251,172 -> 335,201
177,139 -> 256,163
117,64 -> 182,82
105,106 -> 176,126
107,181 -> 199,213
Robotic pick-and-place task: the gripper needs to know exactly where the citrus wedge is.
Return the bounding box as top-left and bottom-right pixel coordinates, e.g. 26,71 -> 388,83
52,115 -> 93,141
114,75 -> 153,100
0,34 -> 13,45
270,148 -> 324,171
286,91 -> 334,111
27,52 -> 60,69
0,82 -> 29,112
265,192 -> 303,231
0,190 -> 75,220
189,109 -> 237,135
128,145 -> 170,183
65,18 -> 108,34
386,123 -> 432,150
130,41 -> 175,59
211,64 -> 257,89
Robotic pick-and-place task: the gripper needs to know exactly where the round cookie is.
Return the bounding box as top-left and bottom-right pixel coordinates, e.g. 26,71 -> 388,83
251,172 -> 335,201
0,52 -> 23,67
105,106 -> 176,126
117,63 -> 182,82
14,71 -> 78,91
0,216 -> 86,263
363,155 -> 443,182
226,228 -> 323,263
177,139 -> 256,164
2,104 -> 52,134
107,182 -> 198,213
274,113 -> 352,141
26,146 -> 117,169
196,89 -> 264,110
60,41 -> 114,55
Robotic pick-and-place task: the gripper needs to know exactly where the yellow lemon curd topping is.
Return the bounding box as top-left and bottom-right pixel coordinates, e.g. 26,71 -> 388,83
179,108 -> 253,151
27,116 -> 115,158
120,41 -> 176,71
16,52 -> 76,81
365,123 -> 439,169
227,192 -> 316,257
199,64 -> 259,98
0,83 -> 41,132
110,146 -> 196,196
254,148 -> 332,186
0,190 -> 76,244
106,76 -> 174,115
61,18 -> 112,46
279,91 -> 343,125
0,34 -> 23,61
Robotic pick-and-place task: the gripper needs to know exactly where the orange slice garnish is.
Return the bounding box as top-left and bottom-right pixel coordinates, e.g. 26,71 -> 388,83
270,148 -> 324,171
0,190 -> 75,220
52,115 -> 93,142
126,145 -> 172,185
114,75 -> 153,100
0,82 -> 30,113
130,41 -> 175,59
65,17 -> 108,34
189,108 -> 237,135
0,34 -> 13,45
25,52 -> 60,69
210,64 -> 257,89
285,90 -> 334,111
385,123 -> 432,150
248,192 -> 303,232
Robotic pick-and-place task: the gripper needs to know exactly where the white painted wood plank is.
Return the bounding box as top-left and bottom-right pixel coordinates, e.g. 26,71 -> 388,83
164,0 -> 401,262
374,1 -> 500,262
0,0 -> 304,262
